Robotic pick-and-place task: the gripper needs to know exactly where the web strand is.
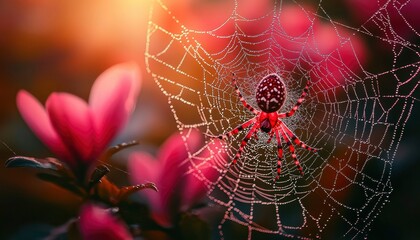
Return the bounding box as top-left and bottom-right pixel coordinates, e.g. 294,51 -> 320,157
146,0 -> 418,238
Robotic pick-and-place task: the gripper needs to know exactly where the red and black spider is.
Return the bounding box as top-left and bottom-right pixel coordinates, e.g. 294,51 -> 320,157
214,73 -> 317,179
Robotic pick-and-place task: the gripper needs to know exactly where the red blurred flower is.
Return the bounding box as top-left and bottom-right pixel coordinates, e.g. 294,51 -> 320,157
306,21 -> 367,88
16,62 -> 141,177
276,4 -> 367,88
345,0 -> 420,40
79,203 -> 132,240
128,130 -> 225,227
183,2 -> 367,88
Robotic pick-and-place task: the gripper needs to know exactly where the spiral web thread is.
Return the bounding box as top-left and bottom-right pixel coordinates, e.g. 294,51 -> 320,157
145,0 -> 419,239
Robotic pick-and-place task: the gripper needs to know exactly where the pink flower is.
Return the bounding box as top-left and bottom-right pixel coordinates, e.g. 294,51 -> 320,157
17,62 -> 141,176
128,130 -> 225,227
79,203 -> 132,240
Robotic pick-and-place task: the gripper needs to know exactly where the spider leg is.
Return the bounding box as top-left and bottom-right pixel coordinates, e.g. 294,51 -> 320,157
281,124 -> 317,152
274,130 -> 283,180
278,124 -> 304,176
253,128 -> 260,141
209,118 -> 257,140
232,122 -> 260,164
267,130 -> 275,144
278,80 -> 310,118
232,73 -> 259,115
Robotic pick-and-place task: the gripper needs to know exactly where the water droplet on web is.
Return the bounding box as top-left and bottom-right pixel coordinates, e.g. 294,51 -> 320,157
146,0 -> 418,238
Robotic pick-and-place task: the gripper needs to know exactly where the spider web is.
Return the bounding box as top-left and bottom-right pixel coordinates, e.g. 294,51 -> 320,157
145,0 -> 419,239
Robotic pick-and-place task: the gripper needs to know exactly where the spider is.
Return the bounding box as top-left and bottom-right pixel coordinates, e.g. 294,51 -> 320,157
214,73 -> 317,179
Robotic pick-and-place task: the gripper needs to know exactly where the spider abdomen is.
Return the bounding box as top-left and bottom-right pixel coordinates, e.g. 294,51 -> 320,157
255,74 -> 286,113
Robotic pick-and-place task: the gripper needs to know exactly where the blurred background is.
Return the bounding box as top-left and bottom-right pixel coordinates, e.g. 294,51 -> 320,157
0,0 -> 419,239
0,0 -> 178,238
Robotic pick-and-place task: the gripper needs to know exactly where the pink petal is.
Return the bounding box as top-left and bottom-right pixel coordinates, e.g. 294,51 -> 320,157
128,153 -> 173,227
89,62 -> 141,149
46,93 -> 97,165
128,131 -> 208,227
16,90 -> 75,164
79,204 -> 132,240
158,130 -> 202,166
128,152 -> 161,204
157,130 -> 204,204
156,134 -> 190,220
150,210 -> 173,228
183,138 -> 227,209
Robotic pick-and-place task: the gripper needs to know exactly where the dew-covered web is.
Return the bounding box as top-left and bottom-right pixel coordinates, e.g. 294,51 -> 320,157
145,0 -> 419,239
